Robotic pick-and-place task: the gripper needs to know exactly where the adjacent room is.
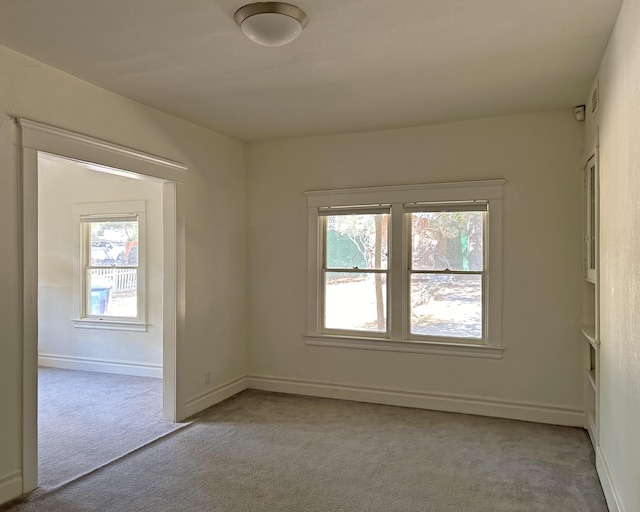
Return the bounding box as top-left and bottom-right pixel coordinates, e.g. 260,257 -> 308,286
0,0 -> 638,511
36,154 -> 183,489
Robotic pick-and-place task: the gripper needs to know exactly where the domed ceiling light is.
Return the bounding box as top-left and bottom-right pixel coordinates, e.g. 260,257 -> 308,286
234,2 -> 309,47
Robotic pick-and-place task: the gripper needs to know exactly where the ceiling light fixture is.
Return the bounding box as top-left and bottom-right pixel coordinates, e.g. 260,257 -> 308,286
234,2 -> 309,47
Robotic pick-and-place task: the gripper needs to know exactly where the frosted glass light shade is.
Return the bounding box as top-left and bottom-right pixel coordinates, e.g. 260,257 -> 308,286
241,13 -> 302,46
235,3 -> 309,47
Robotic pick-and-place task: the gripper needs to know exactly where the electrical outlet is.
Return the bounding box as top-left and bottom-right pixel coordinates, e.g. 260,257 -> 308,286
204,371 -> 210,384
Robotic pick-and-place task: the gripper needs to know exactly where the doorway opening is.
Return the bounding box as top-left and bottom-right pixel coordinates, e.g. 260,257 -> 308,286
20,119 -> 186,493
36,154 -> 184,488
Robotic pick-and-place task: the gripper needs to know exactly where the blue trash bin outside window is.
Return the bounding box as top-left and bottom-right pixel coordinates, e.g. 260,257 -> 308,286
90,286 -> 111,315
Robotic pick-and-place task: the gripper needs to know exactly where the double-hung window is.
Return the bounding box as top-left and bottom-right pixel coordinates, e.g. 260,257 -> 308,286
306,180 -> 504,358
407,203 -> 485,340
72,201 -> 146,331
322,207 -> 390,333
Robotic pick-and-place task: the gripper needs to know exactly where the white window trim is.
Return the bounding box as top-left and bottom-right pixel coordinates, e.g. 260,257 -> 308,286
305,179 -> 505,359
72,200 -> 147,331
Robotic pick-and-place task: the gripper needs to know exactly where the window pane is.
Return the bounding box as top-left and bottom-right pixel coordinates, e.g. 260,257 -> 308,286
89,221 -> 139,267
324,272 -> 387,332
411,212 -> 483,271
87,268 -> 138,318
410,274 -> 482,339
325,213 -> 388,269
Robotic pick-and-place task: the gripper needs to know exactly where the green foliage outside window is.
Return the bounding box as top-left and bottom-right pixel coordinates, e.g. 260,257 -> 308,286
326,230 -> 367,269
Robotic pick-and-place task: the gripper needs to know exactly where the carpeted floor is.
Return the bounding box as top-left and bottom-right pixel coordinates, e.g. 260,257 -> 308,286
4,389 -> 606,511
37,367 -> 187,489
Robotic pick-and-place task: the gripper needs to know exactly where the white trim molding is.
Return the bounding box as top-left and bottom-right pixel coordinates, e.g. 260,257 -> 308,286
596,446 -> 625,512
19,119 -> 186,183
247,375 -> 584,427
306,179 -> 506,207
19,118 -> 187,493
0,470 -> 23,505
305,179 -> 505,353
72,319 -> 148,332
183,376 -> 248,419
39,354 -> 162,379
71,199 -> 148,328
72,200 -> 146,217
305,335 -> 503,359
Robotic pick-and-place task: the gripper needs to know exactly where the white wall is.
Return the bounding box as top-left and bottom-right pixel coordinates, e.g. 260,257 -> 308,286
247,110 -> 585,424
38,156 -> 163,377
584,0 -> 640,509
0,44 -> 247,504
1,27 -> 623,507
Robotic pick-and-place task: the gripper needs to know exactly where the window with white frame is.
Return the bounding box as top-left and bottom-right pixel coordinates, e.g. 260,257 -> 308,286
73,201 -> 146,330
306,180 -> 504,356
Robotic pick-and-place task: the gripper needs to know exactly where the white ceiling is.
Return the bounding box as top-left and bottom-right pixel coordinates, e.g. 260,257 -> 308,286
0,0 -> 622,141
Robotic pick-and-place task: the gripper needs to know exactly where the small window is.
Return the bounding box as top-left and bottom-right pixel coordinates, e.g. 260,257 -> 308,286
73,201 -> 146,330
84,218 -> 139,318
306,180 -> 504,356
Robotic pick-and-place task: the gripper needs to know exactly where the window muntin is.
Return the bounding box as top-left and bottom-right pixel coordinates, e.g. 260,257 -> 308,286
82,216 -> 140,320
409,209 -> 485,340
322,210 -> 389,334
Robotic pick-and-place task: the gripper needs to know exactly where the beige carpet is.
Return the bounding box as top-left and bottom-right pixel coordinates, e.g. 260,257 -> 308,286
37,367 -> 187,489
4,390 -> 606,511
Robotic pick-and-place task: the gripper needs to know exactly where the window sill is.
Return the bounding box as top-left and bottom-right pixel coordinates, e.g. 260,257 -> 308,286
72,319 -> 148,332
304,334 -> 503,359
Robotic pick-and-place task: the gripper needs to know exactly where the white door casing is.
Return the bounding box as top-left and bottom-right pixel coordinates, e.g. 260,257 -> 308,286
19,119 -> 186,493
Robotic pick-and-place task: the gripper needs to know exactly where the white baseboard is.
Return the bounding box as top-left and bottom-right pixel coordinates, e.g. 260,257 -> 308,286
182,375 -> 248,419
0,470 -> 22,506
38,353 -> 162,379
596,446 -> 625,512
247,374 -> 584,427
